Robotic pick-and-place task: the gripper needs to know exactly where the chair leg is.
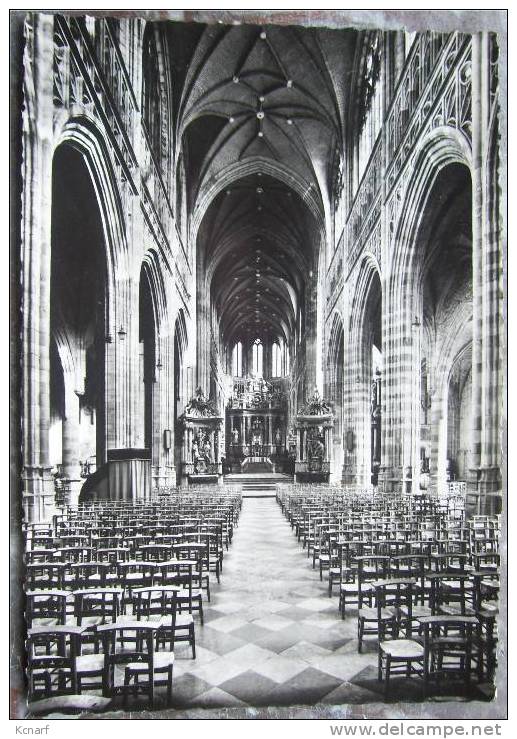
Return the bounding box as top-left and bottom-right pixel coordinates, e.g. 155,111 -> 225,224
123,671 -> 130,708
384,655 -> 391,701
167,666 -> 173,705
191,626 -> 196,659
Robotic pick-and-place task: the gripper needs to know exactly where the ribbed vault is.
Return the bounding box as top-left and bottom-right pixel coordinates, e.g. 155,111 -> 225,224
198,173 -> 319,349
175,23 -> 357,212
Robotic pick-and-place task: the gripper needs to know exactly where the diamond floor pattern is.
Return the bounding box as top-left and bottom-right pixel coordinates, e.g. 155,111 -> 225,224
167,497 -> 381,709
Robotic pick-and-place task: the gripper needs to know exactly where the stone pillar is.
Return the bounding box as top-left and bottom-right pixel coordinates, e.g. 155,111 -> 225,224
469,32 -> 502,513
196,280 -> 210,395
428,391 -> 447,497
61,382 -> 83,506
21,14 -> 56,522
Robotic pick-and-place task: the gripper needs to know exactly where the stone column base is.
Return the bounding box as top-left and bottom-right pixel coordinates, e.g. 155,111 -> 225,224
22,466 -> 56,523
152,467 -> 178,491
466,466 -> 503,516
59,477 -> 83,508
377,466 -> 404,494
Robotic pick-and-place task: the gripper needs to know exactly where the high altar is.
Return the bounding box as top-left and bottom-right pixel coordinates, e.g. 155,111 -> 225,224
225,376 -> 290,472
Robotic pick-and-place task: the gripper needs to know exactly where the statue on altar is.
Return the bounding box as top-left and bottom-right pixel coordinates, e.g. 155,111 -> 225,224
202,435 -> 212,463
307,428 -> 325,472
232,428 -> 240,445
192,435 -> 200,463
251,418 -> 264,448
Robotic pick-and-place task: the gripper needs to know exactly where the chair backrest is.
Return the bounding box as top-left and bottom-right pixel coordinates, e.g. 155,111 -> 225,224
428,573 -> 470,615
419,614 -> 477,663
73,588 -> 123,625
373,578 -> 416,638
25,563 -> 65,590
97,621 -> 159,677
26,590 -> 68,628
26,625 -> 86,698
158,561 -> 194,604
132,586 -> 178,637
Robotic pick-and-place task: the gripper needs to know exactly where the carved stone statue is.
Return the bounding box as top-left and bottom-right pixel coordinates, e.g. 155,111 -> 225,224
192,437 -> 200,463
232,428 -> 239,444
307,430 -> 325,472
202,436 -> 212,463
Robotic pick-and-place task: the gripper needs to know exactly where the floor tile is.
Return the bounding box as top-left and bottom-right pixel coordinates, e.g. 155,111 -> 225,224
192,687 -> 248,708
219,670 -> 280,706
279,640 -> 334,662
209,600 -> 248,615
230,622 -> 274,643
196,627 -> 247,656
207,615 -> 249,633
170,674 -> 213,707
262,666 -> 342,706
252,614 -> 294,631
297,597 -> 337,612
254,654 -> 308,683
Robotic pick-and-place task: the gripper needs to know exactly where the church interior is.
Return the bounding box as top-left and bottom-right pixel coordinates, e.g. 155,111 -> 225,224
12,10 -> 505,719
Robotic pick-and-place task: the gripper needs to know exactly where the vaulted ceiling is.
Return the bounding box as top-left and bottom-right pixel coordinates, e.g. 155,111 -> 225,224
198,173 -> 319,345
166,21 -> 358,353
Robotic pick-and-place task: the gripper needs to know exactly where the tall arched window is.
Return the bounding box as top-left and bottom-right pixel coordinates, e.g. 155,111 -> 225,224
284,345 -> 290,375
232,341 -> 242,377
142,25 -> 161,162
252,339 -> 263,377
272,342 -> 281,377
356,32 -> 383,187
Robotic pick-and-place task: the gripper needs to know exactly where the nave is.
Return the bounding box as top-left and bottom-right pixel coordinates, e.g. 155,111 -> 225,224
15,12 -> 505,720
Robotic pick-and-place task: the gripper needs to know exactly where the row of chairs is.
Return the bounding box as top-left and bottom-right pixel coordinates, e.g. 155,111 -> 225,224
25,490 -> 242,712
279,486 -> 500,700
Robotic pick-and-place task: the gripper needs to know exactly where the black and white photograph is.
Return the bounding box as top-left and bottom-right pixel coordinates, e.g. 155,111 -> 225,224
9,7 -> 507,724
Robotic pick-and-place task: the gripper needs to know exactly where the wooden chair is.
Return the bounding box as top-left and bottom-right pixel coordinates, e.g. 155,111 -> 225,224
376,581 -> 425,700
158,560 -> 204,624
117,561 -> 155,611
26,625 -> 87,699
173,542 -> 211,601
419,615 -> 478,697
428,572 -> 473,616
73,588 -> 123,627
70,562 -> 111,590
97,620 -> 174,708
356,555 -> 390,650
25,563 -> 65,591
26,590 -> 68,629
134,584 -> 197,660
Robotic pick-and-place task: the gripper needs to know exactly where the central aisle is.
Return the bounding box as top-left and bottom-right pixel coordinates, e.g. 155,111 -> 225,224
169,497 -> 381,709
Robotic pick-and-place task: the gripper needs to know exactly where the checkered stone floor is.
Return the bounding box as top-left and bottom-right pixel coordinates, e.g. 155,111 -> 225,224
168,497 -> 384,709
